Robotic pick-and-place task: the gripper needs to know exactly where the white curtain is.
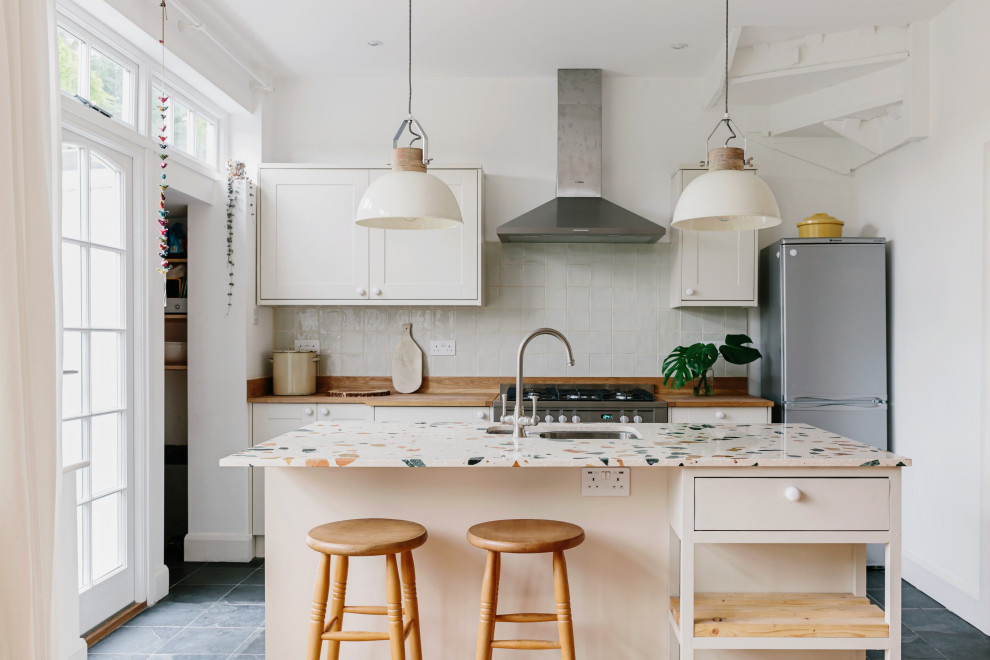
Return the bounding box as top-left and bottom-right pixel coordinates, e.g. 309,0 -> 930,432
0,0 -> 61,658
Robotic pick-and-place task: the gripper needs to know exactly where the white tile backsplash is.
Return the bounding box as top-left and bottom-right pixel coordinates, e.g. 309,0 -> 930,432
273,242 -> 749,377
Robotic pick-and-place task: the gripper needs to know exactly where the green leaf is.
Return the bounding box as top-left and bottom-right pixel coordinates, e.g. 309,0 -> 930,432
719,334 -> 762,365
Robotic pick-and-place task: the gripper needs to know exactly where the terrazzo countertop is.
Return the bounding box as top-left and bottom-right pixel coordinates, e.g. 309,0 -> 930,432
219,422 -> 911,468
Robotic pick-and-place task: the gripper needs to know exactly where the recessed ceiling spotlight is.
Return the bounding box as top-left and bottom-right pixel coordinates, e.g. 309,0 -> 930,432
671,42 -> 689,50
368,40 -> 383,47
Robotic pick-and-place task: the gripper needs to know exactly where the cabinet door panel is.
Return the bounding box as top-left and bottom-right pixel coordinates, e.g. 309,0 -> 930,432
259,169 -> 370,301
369,169 -> 480,301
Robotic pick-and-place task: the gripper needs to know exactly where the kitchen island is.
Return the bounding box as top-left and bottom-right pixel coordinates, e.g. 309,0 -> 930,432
221,422 -> 909,659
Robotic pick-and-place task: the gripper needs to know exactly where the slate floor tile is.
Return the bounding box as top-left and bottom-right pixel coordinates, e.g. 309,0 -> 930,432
233,628 -> 265,655
176,565 -> 258,585
165,562 -> 205,586
241,568 -> 265,585
162,584 -> 233,604
188,602 -> 265,628
904,608 -> 983,635
124,601 -> 209,627
89,626 -> 180,654
221,585 -> 265,604
903,587 -> 946,609
155,627 -> 254,655
89,655 -> 151,660
920,630 -> 990,658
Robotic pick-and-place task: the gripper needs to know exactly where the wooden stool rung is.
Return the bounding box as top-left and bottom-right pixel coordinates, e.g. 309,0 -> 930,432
491,639 -> 562,650
321,616 -> 338,634
343,605 -> 395,615
322,630 -> 391,642
494,612 -> 558,623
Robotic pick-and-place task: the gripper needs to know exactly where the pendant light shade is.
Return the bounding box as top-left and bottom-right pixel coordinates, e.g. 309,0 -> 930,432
672,168 -> 781,231
671,0 -> 782,232
356,167 -> 462,230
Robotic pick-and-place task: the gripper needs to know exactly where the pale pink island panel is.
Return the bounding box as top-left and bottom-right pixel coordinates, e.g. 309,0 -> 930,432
219,422 -> 911,468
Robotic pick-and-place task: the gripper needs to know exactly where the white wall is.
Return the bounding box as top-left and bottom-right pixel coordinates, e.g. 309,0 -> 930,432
852,0 -> 990,633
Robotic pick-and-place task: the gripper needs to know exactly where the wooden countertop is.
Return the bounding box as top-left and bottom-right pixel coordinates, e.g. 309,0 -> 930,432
248,376 -> 772,408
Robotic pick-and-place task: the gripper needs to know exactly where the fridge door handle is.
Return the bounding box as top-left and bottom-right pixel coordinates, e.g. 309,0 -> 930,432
785,398 -> 885,408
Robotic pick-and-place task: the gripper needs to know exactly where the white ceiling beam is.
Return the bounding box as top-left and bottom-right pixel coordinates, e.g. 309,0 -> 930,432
703,27 -> 741,111
767,64 -> 904,136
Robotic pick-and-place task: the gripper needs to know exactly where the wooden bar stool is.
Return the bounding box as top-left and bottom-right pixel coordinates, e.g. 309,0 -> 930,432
305,518 -> 428,660
467,519 -> 586,660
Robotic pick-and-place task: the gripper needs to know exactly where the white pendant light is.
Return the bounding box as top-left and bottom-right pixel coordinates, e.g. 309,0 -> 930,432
355,0 -> 461,230
671,0 -> 781,232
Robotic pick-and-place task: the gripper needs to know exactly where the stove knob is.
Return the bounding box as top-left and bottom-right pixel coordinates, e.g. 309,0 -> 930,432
571,414 -> 582,424
558,414 -> 567,423
545,414 -> 554,423
633,414 -> 643,424
619,415 -> 630,424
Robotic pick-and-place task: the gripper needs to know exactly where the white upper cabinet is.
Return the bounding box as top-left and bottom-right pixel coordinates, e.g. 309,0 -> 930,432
369,169 -> 480,302
669,167 -> 759,307
259,168 -> 370,302
258,165 -> 483,306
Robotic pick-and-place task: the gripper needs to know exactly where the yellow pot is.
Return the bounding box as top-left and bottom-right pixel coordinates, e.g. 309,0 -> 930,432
797,213 -> 844,238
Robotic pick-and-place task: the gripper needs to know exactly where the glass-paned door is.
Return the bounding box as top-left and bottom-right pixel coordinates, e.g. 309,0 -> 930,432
61,132 -> 136,632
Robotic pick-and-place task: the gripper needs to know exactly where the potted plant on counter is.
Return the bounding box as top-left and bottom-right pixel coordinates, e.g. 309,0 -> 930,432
661,334 -> 762,396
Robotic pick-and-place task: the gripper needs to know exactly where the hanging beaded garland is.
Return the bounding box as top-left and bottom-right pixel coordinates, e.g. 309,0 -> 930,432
225,160 -> 248,313
156,0 -> 170,277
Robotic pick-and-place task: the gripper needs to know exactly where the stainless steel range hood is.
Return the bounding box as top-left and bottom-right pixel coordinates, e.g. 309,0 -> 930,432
497,69 -> 665,244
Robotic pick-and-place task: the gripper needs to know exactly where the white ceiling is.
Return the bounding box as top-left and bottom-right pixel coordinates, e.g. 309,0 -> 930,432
204,0 -> 952,79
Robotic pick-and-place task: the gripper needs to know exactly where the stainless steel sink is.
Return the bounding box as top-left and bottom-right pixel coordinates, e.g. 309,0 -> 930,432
536,431 -> 640,441
485,426 -> 514,435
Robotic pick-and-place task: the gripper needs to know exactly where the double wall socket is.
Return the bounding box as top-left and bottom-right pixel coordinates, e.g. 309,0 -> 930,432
581,468 -> 630,496
294,340 -> 320,352
430,340 -> 455,356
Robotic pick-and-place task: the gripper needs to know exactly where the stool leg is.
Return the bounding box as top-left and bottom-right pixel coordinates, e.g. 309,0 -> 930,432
326,555 -> 348,660
386,553 -> 406,660
305,553 -> 331,660
400,551 -> 423,660
475,550 -> 500,660
553,550 -> 576,660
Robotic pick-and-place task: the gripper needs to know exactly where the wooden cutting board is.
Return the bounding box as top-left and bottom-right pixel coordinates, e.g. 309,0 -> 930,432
392,323 -> 423,394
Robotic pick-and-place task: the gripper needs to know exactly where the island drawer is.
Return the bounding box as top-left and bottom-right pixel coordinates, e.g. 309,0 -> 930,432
694,477 -> 889,531
669,407 -> 770,424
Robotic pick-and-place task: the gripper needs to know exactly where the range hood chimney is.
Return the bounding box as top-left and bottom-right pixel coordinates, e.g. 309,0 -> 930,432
497,69 -> 665,243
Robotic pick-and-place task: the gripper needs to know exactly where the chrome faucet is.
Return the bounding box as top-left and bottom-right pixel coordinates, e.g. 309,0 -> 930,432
507,328 -> 575,439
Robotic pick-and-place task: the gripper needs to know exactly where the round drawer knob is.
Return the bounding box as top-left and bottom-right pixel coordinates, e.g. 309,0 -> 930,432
476,411 -> 486,420
685,288 -> 696,296
320,408 -> 329,416
714,411 -> 726,420
303,408 -> 314,416
356,288 -> 367,297
784,486 -> 802,502
372,287 -> 383,296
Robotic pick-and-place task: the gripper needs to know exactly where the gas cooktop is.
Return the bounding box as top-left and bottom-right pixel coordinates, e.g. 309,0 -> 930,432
503,384 -> 655,403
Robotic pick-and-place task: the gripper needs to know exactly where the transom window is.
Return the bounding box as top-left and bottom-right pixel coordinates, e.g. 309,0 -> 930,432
153,84 -> 219,167
58,25 -> 134,126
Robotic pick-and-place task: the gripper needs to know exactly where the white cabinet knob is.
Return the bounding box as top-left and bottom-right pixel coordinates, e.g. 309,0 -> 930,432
320,408 -> 330,416
714,411 -> 726,420
619,415 -> 630,424
356,288 -> 367,296
372,287 -> 383,296
784,486 -> 802,502
633,415 -> 643,424
545,414 -> 554,423
476,411 -> 486,420
558,415 -> 567,423
571,414 -> 582,424
303,408 -> 314,416
789,249 -> 798,257
685,288 -> 696,296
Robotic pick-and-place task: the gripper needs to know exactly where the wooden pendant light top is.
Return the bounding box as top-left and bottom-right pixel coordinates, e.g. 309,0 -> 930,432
708,146 -> 745,172
392,147 -> 427,173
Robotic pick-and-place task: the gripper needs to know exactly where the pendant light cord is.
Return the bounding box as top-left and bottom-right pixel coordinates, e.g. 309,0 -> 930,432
406,0 -> 421,145
724,0 -> 728,117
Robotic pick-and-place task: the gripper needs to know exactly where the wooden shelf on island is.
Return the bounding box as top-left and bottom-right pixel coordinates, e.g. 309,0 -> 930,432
164,364 -> 188,371
165,314 -> 187,320
670,593 -> 888,639
165,257 -> 187,263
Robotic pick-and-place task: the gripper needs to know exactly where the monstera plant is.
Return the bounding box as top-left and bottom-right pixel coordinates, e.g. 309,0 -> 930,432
662,334 -> 762,396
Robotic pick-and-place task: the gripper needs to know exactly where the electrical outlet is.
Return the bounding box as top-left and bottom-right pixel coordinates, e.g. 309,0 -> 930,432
430,340 -> 455,356
581,468 -> 630,496
294,339 -> 320,352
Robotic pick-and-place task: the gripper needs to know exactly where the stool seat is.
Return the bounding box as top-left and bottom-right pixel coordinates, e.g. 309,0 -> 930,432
467,519 -> 585,554
307,518 -> 428,557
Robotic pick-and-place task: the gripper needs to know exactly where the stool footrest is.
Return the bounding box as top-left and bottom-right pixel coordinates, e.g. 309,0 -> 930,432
322,630 -> 391,642
491,639 -> 562,650
495,612 -> 559,623
343,605 -> 396,615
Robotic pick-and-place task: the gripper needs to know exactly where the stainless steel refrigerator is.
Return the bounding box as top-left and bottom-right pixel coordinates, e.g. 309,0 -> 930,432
759,237 -> 889,451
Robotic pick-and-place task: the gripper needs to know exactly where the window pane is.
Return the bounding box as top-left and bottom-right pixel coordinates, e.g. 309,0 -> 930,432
89,49 -> 128,121
62,243 -> 83,327
173,100 -> 191,154
90,413 -> 121,495
90,331 -> 120,412
77,505 -> 87,588
62,331 -> 83,418
195,115 -> 216,165
89,153 -> 122,248
90,248 -> 121,328
57,28 -> 82,96
61,145 -> 83,239
90,492 -> 122,581
62,418 -> 83,467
